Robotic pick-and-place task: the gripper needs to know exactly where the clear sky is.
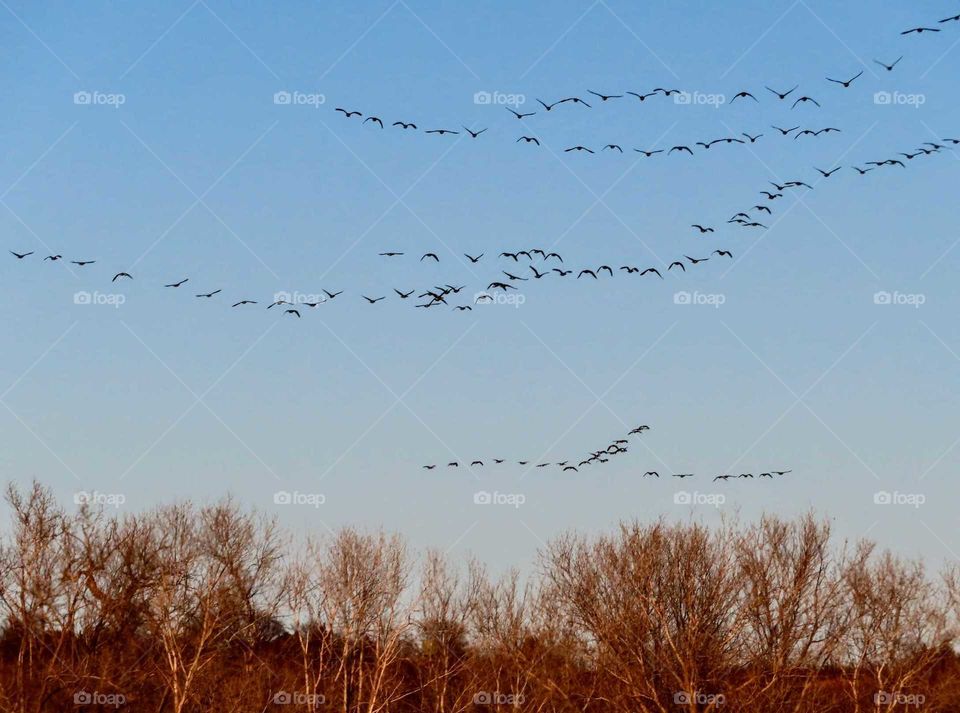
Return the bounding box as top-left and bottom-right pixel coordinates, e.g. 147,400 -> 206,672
2,0 -> 959,572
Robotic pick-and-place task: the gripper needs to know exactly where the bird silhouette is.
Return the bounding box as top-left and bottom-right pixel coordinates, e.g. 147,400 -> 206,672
392,121 -> 417,129
815,166 -> 841,178
379,251 -> 404,257
112,272 -> 132,281
792,96 -> 821,108
363,116 -> 384,128
284,309 -> 301,318
421,253 -> 439,262
425,129 -> 458,136
640,268 -> 663,279
826,70 -> 863,88
43,254 -> 62,261
732,90 -> 758,103
742,133 -> 763,143
165,278 -> 189,288
9,251 -> 33,259
565,146 -> 594,153
772,125 -> 800,136
713,250 -> 733,258
669,145 -> 693,155
603,144 -> 623,152
335,108 -> 361,118
394,289 -> 415,299
362,295 -> 385,304
517,136 -> 540,145
463,127 -> 487,138
634,149 -> 664,157
71,260 -> 95,266
901,26 -> 940,35
668,261 -> 686,272
766,85 -> 798,100
464,253 -> 483,263
507,107 -> 535,119
322,289 -> 343,299
232,300 -> 257,307
691,224 -> 714,233
588,90 -> 622,101
578,269 -> 597,280
195,289 -> 221,298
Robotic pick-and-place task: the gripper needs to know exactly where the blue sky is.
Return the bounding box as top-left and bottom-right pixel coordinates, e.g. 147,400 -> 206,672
2,0 -> 960,572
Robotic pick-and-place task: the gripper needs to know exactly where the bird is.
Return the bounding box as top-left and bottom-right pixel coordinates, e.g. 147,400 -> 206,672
766,85 -> 798,100
642,471 -> 660,478
453,305 -> 472,311
815,166 -> 841,178
874,56 -> 902,72
826,70 -> 863,88
502,271 -> 527,281
713,250 -> 733,258
772,125 -> 800,136
71,260 -> 95,266
558,96 -> 591,107
447,462 -> 458,467
672,473 -> 694,478
421,253 -> 439,262
232,300 -> 257,307
425,129 -> 458,136
940,14 -> 960,23
322,289 -> 343,299
553,269 -> 572,276
493,459 -> 505,464
463,127 -> 487,138
597,265 -> 613,276
544,252 -> 562,262
852,166 -> 874,175
588,90 -> 622,101
195,289 -> 221,298
563,466 -> 578,472
759,191 -> 782,200
685,255 -> 709,265
629,425 -> 650,434
112,272 -> 132,281
379,251 -> 404,257
742,133 -> 763,143
363,116 -> 384,128
620,266 -> 639,273
668,261 -> 686,272
565,146 -> 594,153
392,121 -> 417,129
500,252 -> 519,261
731,91 -> 758,103
714,475 -> 734,481
691,224 -> 714,233
669,145 -> 693,155
602,144 -> 623,152
335,108 -> 361,118
165,278 -> 189,287
9,251 -> 33,259
577,269 -> 597,280
530,266 -> 548,279
394,289 -> 415,299
422,465 -> 436,470
815,127 -> 841,135
634,149 -> 664,157
487,282 -> 515,291
43,254 -> 62,261
626,91 -> 658,101
471,460 -> 484,466
654,88 -> 681,96
752,205 -> 772,213
901,27 -> 940,35
284,309 -> 301,318
516,136 -> 540,145
771,470 -> 792,476
464,253 -> 483,263
536,99 -> 559,111
640,268 -> 662,279
506,107 -> 535,119
362,296 -> 385,304
267,299 -> 291,309
792,96 -> 821,108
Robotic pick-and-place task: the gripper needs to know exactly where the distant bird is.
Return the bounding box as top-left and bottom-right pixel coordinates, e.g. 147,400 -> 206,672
9,251 -> 33,259
507,107 -> 535,119
771,470 -> 792,476
772,125 -> 800,136
732,90 -> 758,103
626,91 -> 658,101
597,265 -> 613,276
112,272 -> 132,281
602,144 -> 623,152
394,289 -> 415,299
453,305 -> 472,311
563,466 -> 578,472
503,271 -> 527,281
667,261 -> 686,272
322,289 -> 343,299
362,296 -> 385,304
232,300 -> 257,307
165,278 -> 189,287
463,127 -> 487,138
640,268 -> 662,279
852,166 -> 874,175
629,425 -> 650,434
363,116 -> 384,128
464,253 -> 483,263
447,462 -> 458,467
517,136 -> 540,145
71,260 -> 96,266
565,145 -> 594,153
379,251 -> 404,257
500,252 -> 519,261
267,300 -> 291,309
195,289 -> 221,298
642,471 -> 660,478
874,56 -> 902,72
714,474 -> 734,481
425,129 -> 458,136
284,309 -> 301,318
815,166 -> 841,178
588,90 -> 622,101
487,282 -> 515,291
815,127 -> 841,135
669,145 -> 693,155
691,224 -> 714,233
940,14 -> 960,24
335,108 -> 361,118
766,85 -> 798,100
685,255 -> 709,265
713,250 -> 733,258
553,269 -> 572,276
901,27 -> 940,35
752,205 -> 772,213
634,149 -> 664,157
421,253 -> 439,262
759,191 -> 782,200
43,254 -> 62,261
742,133 -> 763,143
578,269 -> 597,280
792,96 -> 821,108
471,460 -> 484,466
536,99 -> 559,111
826,70 -> 863,88
422,465 -> 436,470
393,121 -> 417,129
544,252 -> 562,262
672,473 -> 694,478
558,96 -> 591,108
654,88 -> 681,96
530,266 -> 548,279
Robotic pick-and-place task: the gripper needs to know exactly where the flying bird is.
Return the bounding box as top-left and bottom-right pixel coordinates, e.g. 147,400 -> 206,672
195,289 -> 221,298
322,289 -> 343,299
874,56 -> 902,71
558,96 -> 591,107
517,136 -> 540,145
362,295 -> 386,304
669,145 -> 693,155
379,251 -> 403,257
464,253 -> 483,263
507,107 -> 535,119
742,133 -> 763,143
691,224 -> 714,233
766,85 -> 798,100
713,250 -> 733,258
815,166 -> 841,178
112,272 -> 132,281
901,27 -> 940,35
44,254 -> 62,261
668,261 -> 686,272
634,149 -> 664,157
393,121 -> 417,129
536,99 -> 559,111
394,289 -> 415,299
626,91 -> 658,101
565,145 -> 594,153
335,108 -> 361,118
578,269 -> 597,280
640,268 -> 662,279
71,260 -> 95,266
772,125 -> 800,136
363,116 -> 384,128
425,129 -> 458,136
463,127 -> 487,138
792,96 -> 821,108
826,70 -> 863,88
9,251 -> 33,259
588,90 -> 622,101
284,309 -> 301,318
232,300 -> 257,307
603,144 -> 623,152
421,253 -> 439,262
731,91 -> 758,102
165,278 -> 189,287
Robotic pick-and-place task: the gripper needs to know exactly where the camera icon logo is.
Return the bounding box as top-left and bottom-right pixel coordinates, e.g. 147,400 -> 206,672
674,291 -> 692,305
873,291 -> 891,305
874,91 -> 892,105
274,91 -> 292,105
874,491 -> 892,505
474,91 -> 492,105
74,291 -> 92,305
473,491 -> 492,505
273,491 -> 292,505
74,691 -> 92,705
74,91 -> 92,105
674,91 -> 692,105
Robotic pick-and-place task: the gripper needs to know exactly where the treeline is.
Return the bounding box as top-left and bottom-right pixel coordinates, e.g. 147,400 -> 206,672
1,481 -> 959,712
